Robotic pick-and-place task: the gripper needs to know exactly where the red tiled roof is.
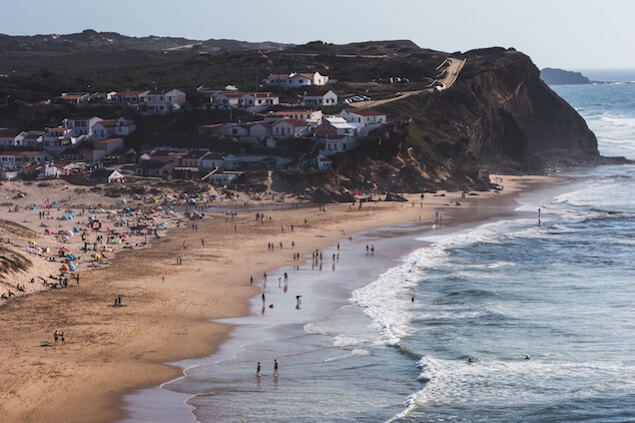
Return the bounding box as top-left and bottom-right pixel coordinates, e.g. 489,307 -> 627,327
296,73 -> 314,79
58,95 -> 86,100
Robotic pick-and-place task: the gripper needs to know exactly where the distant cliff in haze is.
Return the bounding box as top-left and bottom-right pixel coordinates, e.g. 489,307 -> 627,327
540,68 -> 592,85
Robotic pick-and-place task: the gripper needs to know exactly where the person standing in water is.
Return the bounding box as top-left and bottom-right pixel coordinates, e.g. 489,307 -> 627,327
257,362 -> 262,377
274,359 -> 279,376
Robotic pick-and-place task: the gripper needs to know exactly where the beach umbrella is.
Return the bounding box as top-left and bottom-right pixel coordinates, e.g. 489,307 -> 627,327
44,228 -> 52,234
29,204 -> 35,210
168,205 -> 174,209
66,254 -> 75,260
73,226 -> 80,232
52,200 -> 58,205
88,215 -> 95,221
69,264 -> 76,272
98,208 -> 105,213
122,199 -> 127,205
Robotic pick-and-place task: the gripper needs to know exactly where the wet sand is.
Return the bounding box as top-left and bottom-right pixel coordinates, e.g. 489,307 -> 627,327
0,175 -> 553,422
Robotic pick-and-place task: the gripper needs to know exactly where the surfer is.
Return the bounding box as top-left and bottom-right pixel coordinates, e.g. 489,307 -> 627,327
274,359 -> 279,376
257,362 -> 262,377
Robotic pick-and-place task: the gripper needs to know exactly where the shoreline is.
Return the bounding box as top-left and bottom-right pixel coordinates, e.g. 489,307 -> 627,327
0,175 -> 558,423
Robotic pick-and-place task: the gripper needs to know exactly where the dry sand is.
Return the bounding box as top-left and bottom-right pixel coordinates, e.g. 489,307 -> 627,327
0,175 -> 553,422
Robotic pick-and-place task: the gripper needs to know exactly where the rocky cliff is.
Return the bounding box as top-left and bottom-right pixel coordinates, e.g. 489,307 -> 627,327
333,47 -> 600,193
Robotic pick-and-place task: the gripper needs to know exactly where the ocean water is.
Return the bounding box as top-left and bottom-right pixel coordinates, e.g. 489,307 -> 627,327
122,82 -> 635,422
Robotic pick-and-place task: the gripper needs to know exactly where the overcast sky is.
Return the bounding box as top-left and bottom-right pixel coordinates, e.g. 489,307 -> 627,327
2,0 -> 634,69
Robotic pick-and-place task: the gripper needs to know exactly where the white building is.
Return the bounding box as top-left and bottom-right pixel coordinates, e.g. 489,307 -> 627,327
303,89 -> 338,107
340,109 -> 387,125
265,110 -> 323,123
267,72 -> 329,87
144,89 -> 186,114
239,92 -> 279,109
63,116 -> 102,137
271,119 -> 310,138
91,117 -> 136,140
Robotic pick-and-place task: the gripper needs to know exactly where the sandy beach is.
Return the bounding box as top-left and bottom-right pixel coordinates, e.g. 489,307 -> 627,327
0,175 -> 554,423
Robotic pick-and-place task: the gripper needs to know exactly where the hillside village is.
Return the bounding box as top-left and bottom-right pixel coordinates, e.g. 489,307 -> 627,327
0,37 -> 465,193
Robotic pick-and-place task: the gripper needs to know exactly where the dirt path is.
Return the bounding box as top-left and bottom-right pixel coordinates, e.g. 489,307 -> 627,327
351,57 -> 466,109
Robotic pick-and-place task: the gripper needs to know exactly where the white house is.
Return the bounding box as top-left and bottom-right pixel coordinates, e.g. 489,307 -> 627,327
267,72 -> 329,87
340,109 -> 387,125
265,110 -> 323,123
43,126 -> 73,152
91,117 -> 136,140
271,119 -> 310,138
91,120 -> 116,140
303,89 -> 338,107
0,128 -> 26,147
210,91 -> 244,108
239,92 -> 279,109
63,116 -> 102,137
144,89 -> 186,114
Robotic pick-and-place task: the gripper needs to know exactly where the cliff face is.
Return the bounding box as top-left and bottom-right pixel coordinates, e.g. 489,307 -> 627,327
458,48 -> 599,171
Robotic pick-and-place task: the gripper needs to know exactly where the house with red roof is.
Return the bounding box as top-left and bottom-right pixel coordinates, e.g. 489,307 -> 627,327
56,92 -> 90,104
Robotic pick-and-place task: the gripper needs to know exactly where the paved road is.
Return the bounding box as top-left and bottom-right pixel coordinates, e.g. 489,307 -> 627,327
350,57 -> 466,109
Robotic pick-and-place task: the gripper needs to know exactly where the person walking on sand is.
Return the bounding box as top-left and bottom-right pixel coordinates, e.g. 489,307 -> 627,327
250,275 -> 253,285
262,292 -> 266,304
60,331 -> 65,344
257,362 -> 262,377
274,359 -> 279,376
284,272 -> 288,282
53,330 -> 59,345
